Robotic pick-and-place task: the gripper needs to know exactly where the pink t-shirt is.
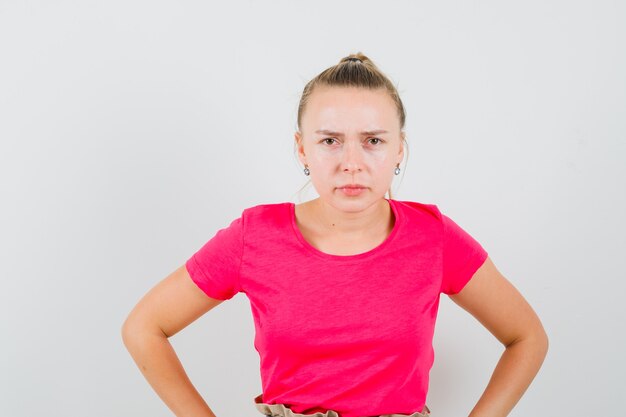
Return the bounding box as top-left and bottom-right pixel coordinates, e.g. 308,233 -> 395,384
185,199 -> 488,417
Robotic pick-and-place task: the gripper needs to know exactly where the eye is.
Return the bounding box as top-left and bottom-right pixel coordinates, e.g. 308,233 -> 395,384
368,137 -> 384,145
321,137 -> 337,145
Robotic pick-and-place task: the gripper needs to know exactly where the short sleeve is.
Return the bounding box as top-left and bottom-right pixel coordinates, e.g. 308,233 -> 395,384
185,214 -> 244,300
440,213 -> 488,295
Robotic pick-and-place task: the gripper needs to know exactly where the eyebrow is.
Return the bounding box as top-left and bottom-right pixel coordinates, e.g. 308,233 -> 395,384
315,129 -> 389,136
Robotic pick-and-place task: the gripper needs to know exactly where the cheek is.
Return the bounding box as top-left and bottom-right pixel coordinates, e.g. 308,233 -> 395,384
308,152 -> 334,166
365,151 -> 393,165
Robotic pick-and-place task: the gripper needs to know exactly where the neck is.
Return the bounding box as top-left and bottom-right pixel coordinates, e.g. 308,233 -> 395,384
310,198 -> 391,236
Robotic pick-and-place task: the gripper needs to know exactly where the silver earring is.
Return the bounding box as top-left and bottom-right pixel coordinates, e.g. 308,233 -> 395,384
304,165 -> 310,176
394,165 -> 401,175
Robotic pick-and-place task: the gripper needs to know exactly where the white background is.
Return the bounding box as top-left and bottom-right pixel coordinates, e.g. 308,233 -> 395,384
1,1 -> 624,416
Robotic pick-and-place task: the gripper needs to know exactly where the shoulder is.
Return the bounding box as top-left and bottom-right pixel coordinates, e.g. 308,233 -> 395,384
240,201 -> 292,226
392,199 -> 478,237
392,199 -> 443,222
242,201 -> 291,215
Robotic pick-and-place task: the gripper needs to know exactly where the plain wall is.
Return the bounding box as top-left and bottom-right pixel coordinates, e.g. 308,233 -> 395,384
1,1 -> 624,416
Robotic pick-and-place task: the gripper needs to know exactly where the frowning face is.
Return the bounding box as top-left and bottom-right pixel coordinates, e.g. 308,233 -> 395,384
295,86 -> 404,213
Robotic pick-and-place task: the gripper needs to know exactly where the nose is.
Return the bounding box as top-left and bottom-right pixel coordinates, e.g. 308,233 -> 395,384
340,141 -> 363,174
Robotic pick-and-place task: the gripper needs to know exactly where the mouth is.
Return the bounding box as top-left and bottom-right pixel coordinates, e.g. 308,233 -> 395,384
338,184 -> 367,189
337,185 -> 367,196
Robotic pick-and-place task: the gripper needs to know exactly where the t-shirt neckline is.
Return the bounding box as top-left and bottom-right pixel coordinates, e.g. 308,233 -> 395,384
288,198 -> 402,261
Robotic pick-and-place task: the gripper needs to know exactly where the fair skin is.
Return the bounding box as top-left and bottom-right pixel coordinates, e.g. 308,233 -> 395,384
293,85 -> 405,255
121,85 -> 548,417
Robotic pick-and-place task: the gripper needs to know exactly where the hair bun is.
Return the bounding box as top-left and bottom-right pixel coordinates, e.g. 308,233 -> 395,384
341,52 -> 370,64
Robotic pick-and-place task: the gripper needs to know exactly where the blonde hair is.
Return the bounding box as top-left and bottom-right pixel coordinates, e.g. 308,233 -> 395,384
294,52 -> 408,201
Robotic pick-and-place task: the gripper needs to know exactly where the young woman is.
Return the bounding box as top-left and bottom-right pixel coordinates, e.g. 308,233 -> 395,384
122,53 -> 548,417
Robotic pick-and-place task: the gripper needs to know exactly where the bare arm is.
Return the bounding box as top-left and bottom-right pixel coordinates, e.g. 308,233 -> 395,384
449,256 -> 549,417
121,264 -> 225,417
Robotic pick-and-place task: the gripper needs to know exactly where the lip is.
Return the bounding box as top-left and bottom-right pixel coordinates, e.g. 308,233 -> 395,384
337,184 -> 367,197
338,184 -> 367,189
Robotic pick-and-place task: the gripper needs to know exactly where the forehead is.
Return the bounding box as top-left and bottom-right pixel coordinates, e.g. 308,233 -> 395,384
302,86 -> 399,130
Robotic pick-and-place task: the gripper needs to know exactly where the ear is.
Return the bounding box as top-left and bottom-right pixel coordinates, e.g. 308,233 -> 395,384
294,131 -> 306,164
398,132 -> 405,163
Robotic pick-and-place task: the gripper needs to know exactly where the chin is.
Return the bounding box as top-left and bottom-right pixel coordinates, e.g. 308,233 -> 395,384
327,194 -> 380,210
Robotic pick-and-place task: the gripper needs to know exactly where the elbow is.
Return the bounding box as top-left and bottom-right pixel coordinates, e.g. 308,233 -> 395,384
535,329 -> 549,368
121,315 -> 147,347
121,317 -> 136,348
508,326 -> 549,359
534,320 -> 549,355
541,330 -> 550,357
121,315 -> 167,349
506,320 -> 549,350
531,329 -> 549,361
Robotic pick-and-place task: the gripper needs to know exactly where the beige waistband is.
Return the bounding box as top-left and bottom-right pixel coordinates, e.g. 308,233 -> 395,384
253,393 -> 431,417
